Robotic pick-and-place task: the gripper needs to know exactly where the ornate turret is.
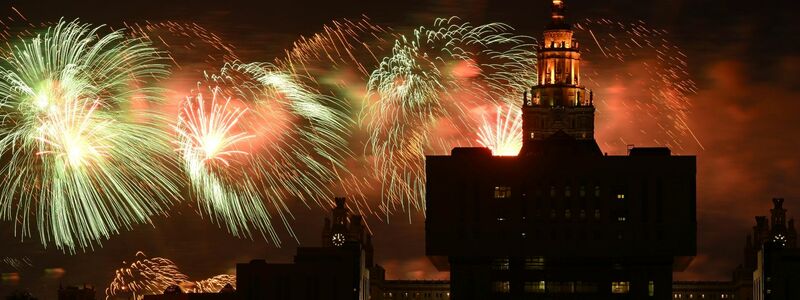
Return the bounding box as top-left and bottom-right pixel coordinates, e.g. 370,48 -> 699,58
320,197 -> 374,265
521,0 -> 599,155
768,198 -> 793,248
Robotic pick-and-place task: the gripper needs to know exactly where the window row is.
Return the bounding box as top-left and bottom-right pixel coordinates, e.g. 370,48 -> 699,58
492,281 -> 638,294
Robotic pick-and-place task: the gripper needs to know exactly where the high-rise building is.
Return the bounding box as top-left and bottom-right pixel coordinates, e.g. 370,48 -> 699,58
424,1 -> 697,299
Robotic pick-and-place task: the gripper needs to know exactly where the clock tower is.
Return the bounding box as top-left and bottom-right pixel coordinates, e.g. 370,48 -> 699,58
321,197 -> 374,266
521,0 -> 600,155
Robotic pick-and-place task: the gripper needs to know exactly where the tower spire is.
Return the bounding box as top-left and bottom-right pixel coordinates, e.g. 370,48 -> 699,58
519,0 -> 598,155
549,0 -> 570,29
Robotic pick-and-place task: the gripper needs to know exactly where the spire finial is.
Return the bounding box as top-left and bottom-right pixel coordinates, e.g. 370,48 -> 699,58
552,0 -> 565,23
547,0 -> 571,29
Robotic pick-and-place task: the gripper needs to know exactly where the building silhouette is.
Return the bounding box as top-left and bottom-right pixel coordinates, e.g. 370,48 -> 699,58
57,285 -> 95,300
142,284 -> 235,300
237,197 -> 370,300
672,198 -> 798,300
752,198 -> 799,300
425,1 -> 697,299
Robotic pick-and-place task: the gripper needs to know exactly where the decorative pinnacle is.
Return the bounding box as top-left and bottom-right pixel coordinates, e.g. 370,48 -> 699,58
548,0 -> 571,29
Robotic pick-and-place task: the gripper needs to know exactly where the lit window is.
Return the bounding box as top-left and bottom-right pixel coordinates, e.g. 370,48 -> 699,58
525,257 -> 545,270
492,258 -> 510,270
494,186 -> 512,199
580,209 -> 586,219
611,281 -> 630,294
494,281 -> 510,293
617,216 -> 626,222
565,209 -> 572,219
524,281 -> 546,293
617,194 -> 625,199
648,281 -> 655,297
594,209 -> 601,219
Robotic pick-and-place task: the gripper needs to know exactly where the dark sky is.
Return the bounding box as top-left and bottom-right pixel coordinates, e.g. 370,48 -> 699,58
1,0 -> 799,298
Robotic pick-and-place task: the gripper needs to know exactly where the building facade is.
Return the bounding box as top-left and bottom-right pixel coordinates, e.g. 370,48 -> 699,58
425,1 -> 697,299
752,198 -> 799,300
57,285 -> 96,300
672,281 -> 735,299
236,197 -> 371,300
374,280 -> 450,300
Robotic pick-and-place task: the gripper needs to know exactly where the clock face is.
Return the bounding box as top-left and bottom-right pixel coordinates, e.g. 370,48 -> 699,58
332,233 -> 346,247
772,234 -> 787,247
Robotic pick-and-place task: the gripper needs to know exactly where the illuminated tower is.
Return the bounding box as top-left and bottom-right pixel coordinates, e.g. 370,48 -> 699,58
425,1 -> 697,299
522,0 -> 599,155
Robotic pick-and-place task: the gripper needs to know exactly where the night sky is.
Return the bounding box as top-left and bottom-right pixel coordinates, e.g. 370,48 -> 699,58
1,0 -> 799,298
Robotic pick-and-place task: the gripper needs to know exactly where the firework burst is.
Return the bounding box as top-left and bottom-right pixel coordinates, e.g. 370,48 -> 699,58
573,18 -> 700,152
105,252 -> 235,300
477,105 -> 522,156
0,20 -> 179,251
173,61 -> 355,244
363,18 -> 537,218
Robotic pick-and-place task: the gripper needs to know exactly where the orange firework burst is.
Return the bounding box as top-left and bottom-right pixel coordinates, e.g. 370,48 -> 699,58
477,105 -> 522,156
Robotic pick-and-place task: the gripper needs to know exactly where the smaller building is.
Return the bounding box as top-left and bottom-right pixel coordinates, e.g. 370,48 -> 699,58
142,284 -> 236,300
672,281 -> 735,299
236,242 -> 368,300
377,280 -> 450,300
752,198 -> 800,300
58,285 -> 96,300
753,246 -> 800,300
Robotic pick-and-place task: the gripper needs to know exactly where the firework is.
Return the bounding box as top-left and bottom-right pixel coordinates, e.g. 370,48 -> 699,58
173,61 -> 354,244
363,18 -> 537,218
105,252 -> 235,300
1,256 -> 32,271
573,18 -> 700,152
175,85 -> 277,242
477,105 -> 522,156
0,20 -> 179,251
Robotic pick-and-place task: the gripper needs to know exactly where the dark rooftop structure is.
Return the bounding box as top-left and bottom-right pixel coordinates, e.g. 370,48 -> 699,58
424,1 -> 696,299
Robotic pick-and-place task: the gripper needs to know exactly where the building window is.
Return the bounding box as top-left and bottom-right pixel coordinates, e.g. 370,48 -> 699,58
547,281 -> 575,293
579,186 -> 586,197
494,186 -> 512,199
648,281 -> 655,297
525,281 -> 546,293
565,186 -> 571,197
594,209 -> 601,219
617,216 -> 626,222
617,193 -> 625,199
492,258 -> 510,270
565,209 -> 572,219
594,186 -> 601,197
494,281 -> 510,293
525,257 -> 545,270
576,282 -> 598,293
611,281 -> 630,294
580,209 -> 586,219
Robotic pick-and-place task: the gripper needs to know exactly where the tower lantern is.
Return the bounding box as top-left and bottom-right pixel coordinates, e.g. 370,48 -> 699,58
522,0 -> 598,155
